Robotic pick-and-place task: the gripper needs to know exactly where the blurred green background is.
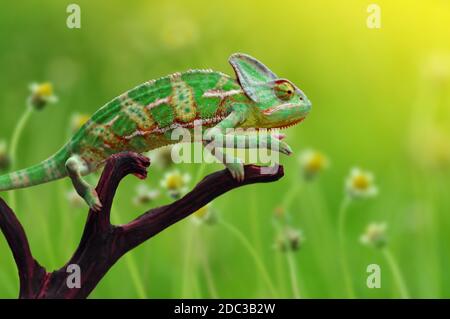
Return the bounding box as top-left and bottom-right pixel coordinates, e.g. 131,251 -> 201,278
0,0 -> 450,298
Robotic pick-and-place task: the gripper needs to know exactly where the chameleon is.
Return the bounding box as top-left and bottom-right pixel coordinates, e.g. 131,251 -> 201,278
0,53 -> 312,211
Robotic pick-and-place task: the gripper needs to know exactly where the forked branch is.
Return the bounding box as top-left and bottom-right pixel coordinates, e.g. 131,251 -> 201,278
0,152 -> 284,299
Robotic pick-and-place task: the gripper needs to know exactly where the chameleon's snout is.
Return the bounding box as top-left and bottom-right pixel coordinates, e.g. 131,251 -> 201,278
303,99 -> 312,114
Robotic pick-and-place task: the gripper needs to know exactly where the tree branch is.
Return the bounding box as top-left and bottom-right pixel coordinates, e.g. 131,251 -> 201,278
0,152 -> 284,299
0,198 -> 46,298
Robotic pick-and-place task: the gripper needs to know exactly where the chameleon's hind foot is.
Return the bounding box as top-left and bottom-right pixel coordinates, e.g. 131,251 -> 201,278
84,189 -> 102,212
66,155 -> 102,212
225,159 -> 245,182
203,140 -> 245,182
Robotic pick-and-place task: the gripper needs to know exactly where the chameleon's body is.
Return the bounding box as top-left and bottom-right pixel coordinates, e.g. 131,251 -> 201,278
0,53 -> 312,210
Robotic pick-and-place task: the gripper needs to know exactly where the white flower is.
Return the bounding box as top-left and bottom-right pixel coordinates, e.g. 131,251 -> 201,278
360,222 -> 387,248
160,169 -> 191,199
298,149 -> 329,180
345,167 -> 378,199
133,184 -> 160,206
275,227 -> 305,252
28,82 -> 58,110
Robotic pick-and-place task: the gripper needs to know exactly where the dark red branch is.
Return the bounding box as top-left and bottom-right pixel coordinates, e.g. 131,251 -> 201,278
0,198 -> 46,298
0,152 -> 284,299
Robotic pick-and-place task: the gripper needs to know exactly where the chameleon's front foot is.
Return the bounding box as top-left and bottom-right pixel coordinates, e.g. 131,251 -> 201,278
276,139 -> 293,156
268,133 -> 293,156
225,159 -> 245,182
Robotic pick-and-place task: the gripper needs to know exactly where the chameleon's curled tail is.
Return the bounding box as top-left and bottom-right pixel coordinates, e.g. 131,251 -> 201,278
0,149 -> 69,192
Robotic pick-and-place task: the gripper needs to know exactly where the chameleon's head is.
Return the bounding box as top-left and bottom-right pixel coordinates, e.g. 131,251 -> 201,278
229,53 -> 312,129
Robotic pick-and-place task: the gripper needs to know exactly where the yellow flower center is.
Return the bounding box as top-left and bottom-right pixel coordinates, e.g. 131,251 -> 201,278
306,153 -> 325,172
165,174 -> 184,190
367,227 -> 376,237
352,174 -> 369,190
35,83 -> 53,98
72,114 -> 90,131
194,205 -> 209,218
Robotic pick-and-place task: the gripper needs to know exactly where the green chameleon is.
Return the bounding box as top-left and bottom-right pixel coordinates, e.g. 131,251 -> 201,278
0,53 -> 312,211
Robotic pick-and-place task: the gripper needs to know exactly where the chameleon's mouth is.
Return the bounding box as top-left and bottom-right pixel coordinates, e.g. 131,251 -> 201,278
262,103 -> 297,115
275,116 -> 306,130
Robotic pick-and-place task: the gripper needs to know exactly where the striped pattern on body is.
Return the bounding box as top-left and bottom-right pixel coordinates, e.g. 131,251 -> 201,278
0,69 -> 248,191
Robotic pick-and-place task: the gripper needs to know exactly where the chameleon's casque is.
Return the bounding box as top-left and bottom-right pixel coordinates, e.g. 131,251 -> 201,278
0,53 -> 312,210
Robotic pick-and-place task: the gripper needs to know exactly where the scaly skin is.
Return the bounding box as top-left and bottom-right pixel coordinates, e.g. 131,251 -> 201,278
0,53 -> 312,210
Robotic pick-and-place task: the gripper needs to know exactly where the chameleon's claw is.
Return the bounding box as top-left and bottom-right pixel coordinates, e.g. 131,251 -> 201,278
226,160 -> 245,182
85,189 -> 103,212
90,201 -> 103,212
279,141 -> 293,156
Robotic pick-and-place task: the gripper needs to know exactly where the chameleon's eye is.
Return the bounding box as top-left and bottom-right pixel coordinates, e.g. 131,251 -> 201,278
274,80 -> 295,101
